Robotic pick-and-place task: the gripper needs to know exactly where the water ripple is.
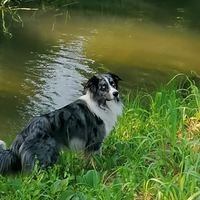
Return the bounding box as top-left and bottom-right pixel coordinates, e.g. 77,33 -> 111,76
21,36 -> 94,118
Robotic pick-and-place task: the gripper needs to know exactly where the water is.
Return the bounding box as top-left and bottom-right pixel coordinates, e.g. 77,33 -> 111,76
0,9 -> 200,141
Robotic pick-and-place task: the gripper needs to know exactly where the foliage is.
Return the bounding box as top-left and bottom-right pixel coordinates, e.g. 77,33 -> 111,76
1,0 -> 200,36
0,74 -> 200,199
0,0 -> 39,37
0,0 -> 75,36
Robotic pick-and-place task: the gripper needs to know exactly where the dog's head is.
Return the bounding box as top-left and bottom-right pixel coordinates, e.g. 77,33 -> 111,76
85,72 -> 122,102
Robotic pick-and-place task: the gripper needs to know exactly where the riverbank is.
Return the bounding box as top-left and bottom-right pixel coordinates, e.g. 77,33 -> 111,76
0,74 -> 200,199
1,0 -> 200,36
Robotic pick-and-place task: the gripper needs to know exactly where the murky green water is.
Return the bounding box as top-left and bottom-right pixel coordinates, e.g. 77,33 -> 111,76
0,9 -> 200,140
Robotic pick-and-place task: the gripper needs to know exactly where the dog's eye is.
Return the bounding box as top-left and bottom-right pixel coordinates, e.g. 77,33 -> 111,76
101,85 -> 106,91
110,81 -> 115,87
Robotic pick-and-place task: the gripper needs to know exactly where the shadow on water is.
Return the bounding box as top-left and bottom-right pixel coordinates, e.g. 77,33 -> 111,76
0,1 -> 200,140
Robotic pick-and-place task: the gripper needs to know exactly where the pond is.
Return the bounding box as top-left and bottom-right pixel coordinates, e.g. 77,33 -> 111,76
0,4 -> 200,141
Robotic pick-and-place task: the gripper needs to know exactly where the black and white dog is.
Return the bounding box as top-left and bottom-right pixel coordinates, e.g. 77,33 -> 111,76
0,72 -> 123,175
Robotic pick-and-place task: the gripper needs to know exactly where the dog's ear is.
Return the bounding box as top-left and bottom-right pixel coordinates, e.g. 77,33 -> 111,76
107,72 -> 122,90
107,72 -> 123,82
84,75 -> 99,92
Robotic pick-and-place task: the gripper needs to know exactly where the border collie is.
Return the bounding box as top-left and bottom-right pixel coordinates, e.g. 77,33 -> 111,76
0,72 -> 123,175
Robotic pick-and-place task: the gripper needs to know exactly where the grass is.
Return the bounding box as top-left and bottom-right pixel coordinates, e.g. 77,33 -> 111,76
0,74 -> 200,199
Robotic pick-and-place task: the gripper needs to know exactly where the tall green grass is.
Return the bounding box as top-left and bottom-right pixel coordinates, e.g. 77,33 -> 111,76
0,74 -> 200,199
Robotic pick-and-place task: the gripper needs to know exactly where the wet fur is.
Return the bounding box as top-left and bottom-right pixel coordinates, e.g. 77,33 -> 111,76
0,72 -> 123,175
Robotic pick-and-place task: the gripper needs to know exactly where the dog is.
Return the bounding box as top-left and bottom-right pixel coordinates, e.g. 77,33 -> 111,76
0,72 -> 123,175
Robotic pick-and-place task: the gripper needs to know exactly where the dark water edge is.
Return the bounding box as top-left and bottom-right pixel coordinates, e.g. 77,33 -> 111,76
2,0 -> 200,33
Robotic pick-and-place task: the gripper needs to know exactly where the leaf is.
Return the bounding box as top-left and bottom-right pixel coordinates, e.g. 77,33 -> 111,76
112,179 -> 123,200
188,191 -> 200,200
0,184 -> 8,193
196,112 -> 200,121
113,178 -> 122,192
76,176 -> 85,184
51,179 -> 69,193
8,179 -> 22,191
123,196 -> 134,200
73,191 -> 90,200
57,190 -> 75,200
85,170 -> 100,188
115,142 -> 123,153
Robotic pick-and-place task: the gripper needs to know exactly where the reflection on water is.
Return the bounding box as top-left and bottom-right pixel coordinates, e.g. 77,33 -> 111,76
0,21 -> 95,140
0,12 -> 200,140
85,19 -> 200,90
24,37 -> 92,117
87,22 -> 200,70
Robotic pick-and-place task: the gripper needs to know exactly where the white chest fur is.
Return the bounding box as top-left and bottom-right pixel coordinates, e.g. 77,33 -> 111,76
79,93 -> 123,137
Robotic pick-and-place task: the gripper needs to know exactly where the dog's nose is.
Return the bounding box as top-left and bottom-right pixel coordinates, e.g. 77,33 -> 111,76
113,91 -> 119,97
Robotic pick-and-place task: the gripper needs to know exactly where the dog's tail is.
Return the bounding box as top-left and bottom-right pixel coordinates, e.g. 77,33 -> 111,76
0,140 -> 21,175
